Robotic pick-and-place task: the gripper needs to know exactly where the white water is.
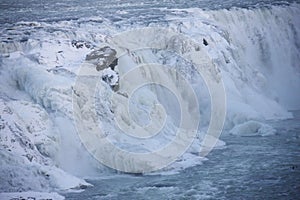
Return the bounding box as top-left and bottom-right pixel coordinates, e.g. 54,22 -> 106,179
0,3 -> 299,193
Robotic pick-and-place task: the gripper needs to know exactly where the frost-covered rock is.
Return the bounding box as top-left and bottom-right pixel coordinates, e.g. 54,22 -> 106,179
101,68 -> 119,91
86,46 -> 118,71
85,46 -> 120,90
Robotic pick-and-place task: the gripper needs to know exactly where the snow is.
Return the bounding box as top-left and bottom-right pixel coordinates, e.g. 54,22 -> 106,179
229,120 -> 276,137
0,2 -> 299,194
0,99 -> 91,193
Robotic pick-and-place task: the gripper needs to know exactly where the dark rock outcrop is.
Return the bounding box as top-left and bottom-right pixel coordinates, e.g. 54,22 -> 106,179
85,46 -> 119,91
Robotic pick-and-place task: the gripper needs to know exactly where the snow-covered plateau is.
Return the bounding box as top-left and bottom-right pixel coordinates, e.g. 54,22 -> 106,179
0,2 -> 299,198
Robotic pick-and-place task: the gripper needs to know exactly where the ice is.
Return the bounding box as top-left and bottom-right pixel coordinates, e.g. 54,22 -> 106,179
0,2 -> 299,193
53,116 -> 103,177
0,100 -> 90,192
167,5 -> 298,124
229,120 -> 276,137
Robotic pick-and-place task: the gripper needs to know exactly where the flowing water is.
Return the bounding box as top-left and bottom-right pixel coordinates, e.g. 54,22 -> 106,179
0,0 -> 299,26
65,111 -> 300,199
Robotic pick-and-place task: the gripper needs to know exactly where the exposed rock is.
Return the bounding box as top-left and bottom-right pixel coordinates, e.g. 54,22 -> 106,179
86,46 -> 118,71
101,68 -> 119,91
203,38 -> 208,46
86,46 -> 120,91
108,58 -> 118,70
71,40 -> 92,49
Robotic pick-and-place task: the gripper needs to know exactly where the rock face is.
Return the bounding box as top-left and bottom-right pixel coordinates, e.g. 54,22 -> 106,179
101,68 -> 119,91
203,38 -> 208,46
85,46 -> 119,91
71,40 -> 92,49
85,46 -> 118,71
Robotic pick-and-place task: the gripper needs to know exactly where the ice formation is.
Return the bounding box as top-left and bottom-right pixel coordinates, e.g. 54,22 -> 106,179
0,3 -> 299,194
229,120 -> 276,137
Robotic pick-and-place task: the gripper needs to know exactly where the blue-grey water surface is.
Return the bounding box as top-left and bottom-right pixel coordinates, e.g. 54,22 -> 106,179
64,111 -> 300,199
0,0 -> 299,26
